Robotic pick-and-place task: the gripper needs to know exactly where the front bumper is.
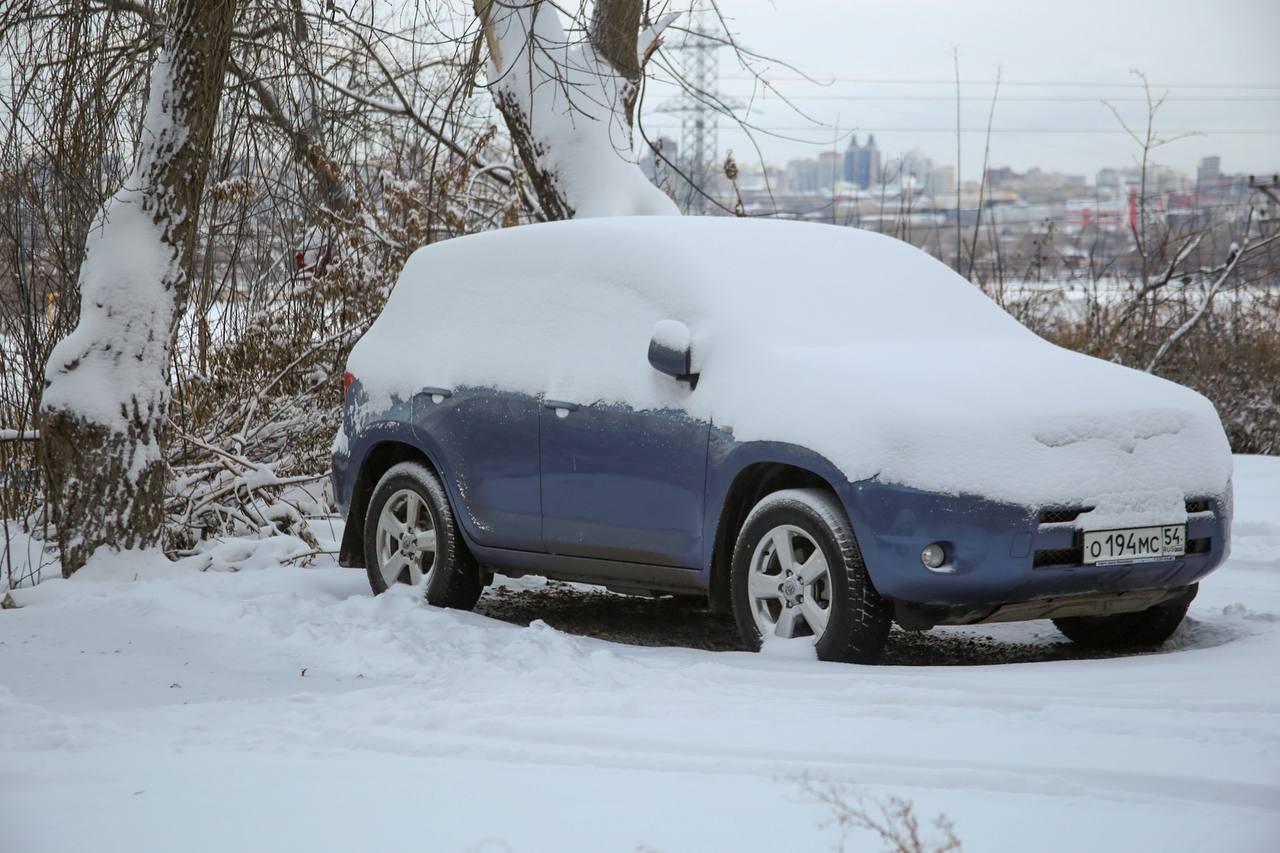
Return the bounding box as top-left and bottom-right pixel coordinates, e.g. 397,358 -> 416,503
840,480 -> 1231,614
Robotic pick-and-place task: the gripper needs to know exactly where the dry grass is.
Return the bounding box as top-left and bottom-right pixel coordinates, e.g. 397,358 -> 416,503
800,776 -> 962,853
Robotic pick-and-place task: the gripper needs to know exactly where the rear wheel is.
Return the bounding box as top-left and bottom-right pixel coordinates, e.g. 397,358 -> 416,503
730,489 -> 891,663
363,461 -> 483,610
1052,588 -> 1195,649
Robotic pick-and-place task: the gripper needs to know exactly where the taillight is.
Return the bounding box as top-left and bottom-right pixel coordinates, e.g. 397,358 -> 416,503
343,371 -> 355,393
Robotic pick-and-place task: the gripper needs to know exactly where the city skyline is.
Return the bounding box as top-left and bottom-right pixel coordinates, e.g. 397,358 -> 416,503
640,0 -> 1280,179
644,129 -> 1260,201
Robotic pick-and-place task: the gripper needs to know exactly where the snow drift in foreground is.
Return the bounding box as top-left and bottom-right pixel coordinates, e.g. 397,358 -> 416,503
347,217 -> 1232,512
3,454 -> 1279,852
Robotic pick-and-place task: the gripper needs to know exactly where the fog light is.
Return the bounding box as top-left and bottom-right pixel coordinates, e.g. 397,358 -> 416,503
921,543 -> 947,570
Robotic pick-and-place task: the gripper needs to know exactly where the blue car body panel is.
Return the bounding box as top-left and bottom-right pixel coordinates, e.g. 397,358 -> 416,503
838,481 -> 1229,607
416,387 -> 542,550
334,379 -> 1232,617
699,431 -> 849,570
333,388 -> 418,519
540,402 -> 709,568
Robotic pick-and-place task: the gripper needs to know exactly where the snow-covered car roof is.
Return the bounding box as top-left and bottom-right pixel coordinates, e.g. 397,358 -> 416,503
377,216 -> 1027,343
348,217 -> 1232,511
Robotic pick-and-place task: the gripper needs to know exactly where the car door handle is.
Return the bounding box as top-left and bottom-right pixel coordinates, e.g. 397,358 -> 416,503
420,387 -> 453,404
544,400 -> 579,414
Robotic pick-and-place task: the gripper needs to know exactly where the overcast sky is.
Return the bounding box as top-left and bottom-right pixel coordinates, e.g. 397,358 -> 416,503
641,0 -> 1280,179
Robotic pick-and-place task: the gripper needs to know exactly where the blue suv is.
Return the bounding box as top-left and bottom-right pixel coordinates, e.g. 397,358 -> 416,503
332,217 -> 1233,663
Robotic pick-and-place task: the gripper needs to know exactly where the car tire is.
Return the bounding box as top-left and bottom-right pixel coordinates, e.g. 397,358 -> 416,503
1052,587 -> 1195,649
730,488 -> 892,664
363,461 -> 483,610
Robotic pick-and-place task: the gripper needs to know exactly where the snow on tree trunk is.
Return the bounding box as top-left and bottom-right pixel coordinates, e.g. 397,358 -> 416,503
40,0 -> 238,575
473,0 -> 679,219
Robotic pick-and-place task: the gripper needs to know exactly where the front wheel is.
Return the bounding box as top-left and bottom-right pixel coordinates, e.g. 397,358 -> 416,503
730,489 -> 891,664
363,461 -> 483,610
1053,587 -> 1195,649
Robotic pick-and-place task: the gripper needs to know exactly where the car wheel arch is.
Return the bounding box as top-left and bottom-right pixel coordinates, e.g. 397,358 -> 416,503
339,439 -> 450,567
707,459 -> 844,614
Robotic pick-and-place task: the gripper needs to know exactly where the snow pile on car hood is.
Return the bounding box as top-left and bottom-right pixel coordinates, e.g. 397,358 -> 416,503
347,217 -> 1232,511
718,339 -> 1231,513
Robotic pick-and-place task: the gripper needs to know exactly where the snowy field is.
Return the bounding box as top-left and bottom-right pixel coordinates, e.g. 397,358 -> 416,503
4,457 -> 1279,853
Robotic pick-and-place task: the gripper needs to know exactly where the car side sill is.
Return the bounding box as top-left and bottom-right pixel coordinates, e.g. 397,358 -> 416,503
468,543 -> 704,595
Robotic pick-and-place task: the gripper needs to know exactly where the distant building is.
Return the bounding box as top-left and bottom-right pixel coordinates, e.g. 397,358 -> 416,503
1096,168 -> 1122,190
639,136 -> 707,209
985,166 -> 1017,188
1146,164 -> 1185,194
786,158 -> 819,193
861,134 -> 882,189
926,165 -> 955,195
818,150 -> 842,190
843,136 -> 858,184
844,134 -> 881,189
764,164 -> 788,192
640,136 -> 679,183
1197,155 -> 1222,189
901,149 -> 931,185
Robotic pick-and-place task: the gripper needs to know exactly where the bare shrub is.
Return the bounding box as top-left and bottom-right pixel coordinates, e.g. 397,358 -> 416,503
800,776 -> 962,853
0,1 -> 539,573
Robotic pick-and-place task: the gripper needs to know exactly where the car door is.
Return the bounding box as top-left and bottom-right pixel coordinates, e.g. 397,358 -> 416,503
539,396 -> 709,569
415,387 -> 542,551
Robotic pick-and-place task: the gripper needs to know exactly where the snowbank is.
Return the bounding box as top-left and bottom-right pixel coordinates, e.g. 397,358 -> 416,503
3,455 -> 1279,853
346,217 -> 1232,510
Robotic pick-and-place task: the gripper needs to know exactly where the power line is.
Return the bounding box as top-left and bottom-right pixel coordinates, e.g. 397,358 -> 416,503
701,94 -> 1280,103
714,76 -> 1280,90
640,125 -> 1280,135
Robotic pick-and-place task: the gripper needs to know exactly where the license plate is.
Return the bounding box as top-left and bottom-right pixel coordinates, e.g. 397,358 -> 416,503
1082,525 -> 1185,566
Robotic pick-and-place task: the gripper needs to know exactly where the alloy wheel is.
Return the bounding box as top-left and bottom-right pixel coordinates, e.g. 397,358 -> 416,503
374,488 -> 438,586
747,523 -> 834,640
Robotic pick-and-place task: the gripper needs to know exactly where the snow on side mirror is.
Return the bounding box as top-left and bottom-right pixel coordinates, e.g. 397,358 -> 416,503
648,319 -> 699,388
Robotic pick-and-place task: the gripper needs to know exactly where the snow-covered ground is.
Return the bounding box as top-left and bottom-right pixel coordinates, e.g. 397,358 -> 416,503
4,457 -> 1279,852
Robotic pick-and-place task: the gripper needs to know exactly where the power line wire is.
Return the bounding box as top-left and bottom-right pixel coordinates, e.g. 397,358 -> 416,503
702,94 -> 1280,103
640,125 -> 1280,135
712,76 -> 1280,90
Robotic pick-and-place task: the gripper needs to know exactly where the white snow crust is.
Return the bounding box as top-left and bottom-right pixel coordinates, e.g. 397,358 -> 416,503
40,191 -> 175,424
482,2 -> 678,218
42,54 -> 183,430
346,217 -> 1232,511
3,455 -> 1279,853
650,318 -> 691,353
741,487 -> 849,539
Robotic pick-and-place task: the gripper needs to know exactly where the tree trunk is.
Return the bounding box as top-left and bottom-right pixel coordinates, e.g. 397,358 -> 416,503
472,0 -> 679,219
40,0 -> 238,575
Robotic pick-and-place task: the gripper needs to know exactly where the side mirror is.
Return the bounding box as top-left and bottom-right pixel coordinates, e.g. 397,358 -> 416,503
648,319 -> 699,388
